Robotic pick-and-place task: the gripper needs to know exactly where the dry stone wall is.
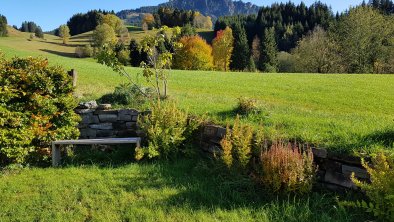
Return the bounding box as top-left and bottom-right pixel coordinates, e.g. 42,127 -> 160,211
75,102 -> 142,139
200,124 -> 369,190
74,102 -> 369,190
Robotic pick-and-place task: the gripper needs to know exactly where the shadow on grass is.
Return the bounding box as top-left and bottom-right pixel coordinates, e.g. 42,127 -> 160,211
61,144 -> 137,167
39,49 -> 76,58
113,157 -> 365,221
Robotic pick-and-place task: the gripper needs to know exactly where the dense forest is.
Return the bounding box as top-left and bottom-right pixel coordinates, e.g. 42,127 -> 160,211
215,2 -> 334,52
67,10 -> 115,36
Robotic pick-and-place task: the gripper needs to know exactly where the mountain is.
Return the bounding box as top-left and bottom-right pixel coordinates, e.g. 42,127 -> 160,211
117,0 -> 260,25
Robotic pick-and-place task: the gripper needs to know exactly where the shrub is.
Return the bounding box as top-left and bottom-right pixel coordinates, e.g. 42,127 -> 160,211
220,116 -> 254,169
98,83 -> 154,108
75,45 -> 93,58
259,142 -> 315,193
116,49 -> 130,66
236,97 -> 259,115
0,55 -> 80,165
135,101 -> 199,160
342,153 -> 394,221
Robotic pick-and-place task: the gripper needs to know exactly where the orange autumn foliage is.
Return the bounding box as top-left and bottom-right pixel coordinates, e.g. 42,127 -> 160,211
173,35 -> 213,70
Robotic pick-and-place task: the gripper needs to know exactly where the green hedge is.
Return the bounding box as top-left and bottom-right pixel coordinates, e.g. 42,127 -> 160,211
0,54 -> 80,165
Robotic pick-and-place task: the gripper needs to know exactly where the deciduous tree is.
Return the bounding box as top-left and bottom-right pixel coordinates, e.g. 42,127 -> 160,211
173,35 -> 213,70
59,25 -> 71,44
92,23 -> 117,47
212,27 -> 234,71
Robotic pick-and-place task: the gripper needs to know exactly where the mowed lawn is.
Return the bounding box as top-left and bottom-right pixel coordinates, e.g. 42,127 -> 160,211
0,32 -> 393,153
0,159 -> 363,222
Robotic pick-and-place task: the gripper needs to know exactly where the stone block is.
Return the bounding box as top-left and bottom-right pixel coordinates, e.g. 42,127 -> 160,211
89,123 -> 113,130
132,115 -> 139,121
125,122 -> 137,129
342,165 -> 369,179
92,115 -> 100,124
75,109 -> 94,114
113,122 -> 127,130
94,110 -> 118,115
312,147 -> 327,159
96,130 -> 115,138
77,123 -> 89,129
80,113 -> 94,124
118,114 -> 132,121
97,104 -> 111,110
117,130 -> 137,137
77,100 -> 98,109
203,125 -> 218,137
322,160 -> 342,172
99,114 -> 118,122
216,127 -> 227,138
324,170 -> 356,189
79,129 -> 96,139
119,109 -> 139,115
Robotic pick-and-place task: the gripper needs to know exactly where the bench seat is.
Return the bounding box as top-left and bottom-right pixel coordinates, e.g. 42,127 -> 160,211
51,137 -> 141,166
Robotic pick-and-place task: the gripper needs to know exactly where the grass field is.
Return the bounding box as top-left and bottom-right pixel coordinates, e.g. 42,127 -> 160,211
0,157 -> 366,222
0,28 -> 393,154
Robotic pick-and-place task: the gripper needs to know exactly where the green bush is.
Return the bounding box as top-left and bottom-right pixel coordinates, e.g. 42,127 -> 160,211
236,97 -> 259,115
75,45 -> 93,58
342,153 -> 394,221
220,115 -> 254,169
0,54 -> 80,165
135,101 -> 199,160
98,83 -> 154,109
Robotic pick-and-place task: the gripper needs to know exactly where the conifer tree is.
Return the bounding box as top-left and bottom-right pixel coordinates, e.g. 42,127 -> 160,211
230,22 -> 250,71
260,27 -> 278,72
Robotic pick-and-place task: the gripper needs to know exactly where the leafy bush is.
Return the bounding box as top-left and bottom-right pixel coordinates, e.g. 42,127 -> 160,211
342,153 -> 394,221
236,97 -> 259,115
135,101 -> 199,160
0,55 -> 80,165
98,83 -> 154,109
75,45 -> 93,58
220,115 -> 254,169
259,142 -> 315,193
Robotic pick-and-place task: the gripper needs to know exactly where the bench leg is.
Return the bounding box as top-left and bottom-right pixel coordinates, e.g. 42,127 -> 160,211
52,143 -> 61,167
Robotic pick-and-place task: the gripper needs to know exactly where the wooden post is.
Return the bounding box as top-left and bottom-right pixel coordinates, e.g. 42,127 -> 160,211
52,143 -> 61,167
68,69 -> 77,87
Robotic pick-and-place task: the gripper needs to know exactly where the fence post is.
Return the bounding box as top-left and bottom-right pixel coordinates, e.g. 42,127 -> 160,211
68,69 -> 77,87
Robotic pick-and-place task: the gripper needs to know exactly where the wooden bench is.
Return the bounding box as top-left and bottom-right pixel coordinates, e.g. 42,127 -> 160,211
51,138 -> 141,166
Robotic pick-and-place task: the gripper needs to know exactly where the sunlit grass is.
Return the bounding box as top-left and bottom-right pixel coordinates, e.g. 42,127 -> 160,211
0,34 -> 393,154
0,158 -> 363,222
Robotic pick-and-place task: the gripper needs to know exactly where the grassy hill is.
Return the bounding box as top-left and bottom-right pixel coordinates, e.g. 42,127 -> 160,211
0,30 -> 393,154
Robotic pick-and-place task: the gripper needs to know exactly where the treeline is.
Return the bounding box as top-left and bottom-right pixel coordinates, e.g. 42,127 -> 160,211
142,7 -> 213,30
367,0 -> 394,13
215,2 -> 334,52
67,9 -> 115,36
18,21 -> 44,38
0,14 -> 7,37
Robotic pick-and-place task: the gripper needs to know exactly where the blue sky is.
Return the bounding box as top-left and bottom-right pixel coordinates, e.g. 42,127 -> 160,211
1,0 -> 362,31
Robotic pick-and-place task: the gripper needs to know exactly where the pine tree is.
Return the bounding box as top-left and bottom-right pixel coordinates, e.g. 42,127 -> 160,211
230,22 -> 250,71
260,27 -> 278,72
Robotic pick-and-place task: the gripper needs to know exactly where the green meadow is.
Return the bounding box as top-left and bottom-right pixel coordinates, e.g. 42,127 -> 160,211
0,28 -> 393,154
0,158 -> 365,222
